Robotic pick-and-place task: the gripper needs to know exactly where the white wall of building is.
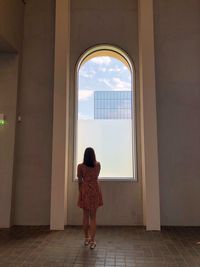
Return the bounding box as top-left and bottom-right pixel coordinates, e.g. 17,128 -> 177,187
77,120 -> 133,178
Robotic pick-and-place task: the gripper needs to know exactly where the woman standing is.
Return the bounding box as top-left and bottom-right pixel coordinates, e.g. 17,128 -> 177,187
77,147 -> 103,249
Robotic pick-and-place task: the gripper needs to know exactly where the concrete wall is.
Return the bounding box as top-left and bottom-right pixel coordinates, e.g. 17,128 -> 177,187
0,0 -> 24,52
154,0 -> 200,225
0,0 -> 24,228
0,54 -> 19,227
14,0 -> 55,225
68,0 -> 143,225
1,0 -> 200,227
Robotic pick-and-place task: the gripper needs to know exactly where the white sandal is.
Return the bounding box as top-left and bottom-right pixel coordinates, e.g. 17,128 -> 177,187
84,237 -> 91,246
90,241 -> 96,249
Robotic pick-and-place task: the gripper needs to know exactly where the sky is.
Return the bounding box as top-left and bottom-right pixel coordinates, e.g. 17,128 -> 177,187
78,56 -> 132,119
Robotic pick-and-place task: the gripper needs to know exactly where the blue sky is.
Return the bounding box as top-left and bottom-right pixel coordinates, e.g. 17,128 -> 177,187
78,56 -> 131,119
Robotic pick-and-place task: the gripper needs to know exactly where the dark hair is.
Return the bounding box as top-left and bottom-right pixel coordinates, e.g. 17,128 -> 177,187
83,147 -> 96,167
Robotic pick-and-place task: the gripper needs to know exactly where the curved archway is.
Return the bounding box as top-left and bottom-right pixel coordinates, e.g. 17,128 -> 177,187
74,45 -> 137,179
76,45 -> 135,72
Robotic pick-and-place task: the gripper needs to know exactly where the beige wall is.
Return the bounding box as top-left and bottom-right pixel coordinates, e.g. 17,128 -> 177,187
14,0 -> 55,225
0,0 -> 24,52
0,54 -> 19,227
0,0 -> 24,228
1,0 -> 200,227
154,0 -> 200,225
68,0 -> 143,225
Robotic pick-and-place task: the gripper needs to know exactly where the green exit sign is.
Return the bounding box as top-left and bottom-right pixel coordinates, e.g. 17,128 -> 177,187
0,119 -> 6,126
0,114 -> 5,126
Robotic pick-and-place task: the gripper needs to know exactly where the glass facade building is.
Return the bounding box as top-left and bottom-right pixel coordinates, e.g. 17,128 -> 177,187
94,91 -> 132,119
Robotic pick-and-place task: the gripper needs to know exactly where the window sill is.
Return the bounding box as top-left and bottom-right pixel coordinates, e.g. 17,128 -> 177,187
73,177 -> 137,182
99,177 -> 137,182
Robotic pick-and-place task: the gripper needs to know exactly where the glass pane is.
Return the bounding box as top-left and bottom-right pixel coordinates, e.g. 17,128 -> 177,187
76,54 -> 134,178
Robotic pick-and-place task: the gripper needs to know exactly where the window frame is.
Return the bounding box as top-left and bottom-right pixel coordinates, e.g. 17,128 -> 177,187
73,44 -> 138,182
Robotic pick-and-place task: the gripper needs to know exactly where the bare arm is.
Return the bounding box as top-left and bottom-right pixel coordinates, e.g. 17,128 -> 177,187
97,162 -> 101,177
77,164 -> 83,191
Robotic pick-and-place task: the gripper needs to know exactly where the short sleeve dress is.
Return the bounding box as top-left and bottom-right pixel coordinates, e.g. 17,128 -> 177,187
77,162 -> 103,210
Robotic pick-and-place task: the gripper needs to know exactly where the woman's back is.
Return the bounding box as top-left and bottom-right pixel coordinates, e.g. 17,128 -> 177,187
78,162 -> 100,182
77,161 -> 102,210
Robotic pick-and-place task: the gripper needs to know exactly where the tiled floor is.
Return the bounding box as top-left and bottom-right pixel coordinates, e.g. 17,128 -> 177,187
1,226 -> 200,266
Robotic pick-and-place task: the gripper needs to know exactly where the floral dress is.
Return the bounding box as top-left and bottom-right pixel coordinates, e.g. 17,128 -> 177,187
77,162 -> 103,210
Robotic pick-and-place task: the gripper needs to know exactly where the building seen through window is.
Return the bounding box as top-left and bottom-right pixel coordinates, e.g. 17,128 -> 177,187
94,91 -> 132,120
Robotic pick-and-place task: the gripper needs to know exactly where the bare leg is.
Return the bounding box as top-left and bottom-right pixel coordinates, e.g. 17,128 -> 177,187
90,208 -> 97,242
83,209 -> 90,238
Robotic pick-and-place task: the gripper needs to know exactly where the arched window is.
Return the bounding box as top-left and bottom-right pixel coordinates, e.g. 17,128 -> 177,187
75,45 -> 136,179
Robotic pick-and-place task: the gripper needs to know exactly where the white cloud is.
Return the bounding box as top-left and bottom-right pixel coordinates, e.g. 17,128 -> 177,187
98,78 -> 114,89
108,67 -> 121,72
79,68 -> 96,78
99,77 -> 131,91
79,90 -> 93,101
99,67 -> 107,72
91,56 -> 111,65
123,66 -> 128,71
112,78 -> 131,91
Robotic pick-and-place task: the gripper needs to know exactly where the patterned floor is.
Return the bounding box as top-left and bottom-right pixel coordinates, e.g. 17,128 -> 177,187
1,226 -> 200,266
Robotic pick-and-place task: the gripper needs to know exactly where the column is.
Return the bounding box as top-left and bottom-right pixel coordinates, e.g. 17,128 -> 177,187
138,0 -> 161,230
50,0 -> 70,230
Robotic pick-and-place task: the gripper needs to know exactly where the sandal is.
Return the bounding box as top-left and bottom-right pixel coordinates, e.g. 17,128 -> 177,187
90,241 -> 96,249
84,237 -> 91,246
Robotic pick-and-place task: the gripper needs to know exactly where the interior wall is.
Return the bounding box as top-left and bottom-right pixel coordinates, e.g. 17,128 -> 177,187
68,0 -> 143,225
0,54 -> 19,228
154,0 -> 200,225
0,0 -> 24,228
14,0 -> 55,225
1,0 -> 199,227
0,0 -> 24,52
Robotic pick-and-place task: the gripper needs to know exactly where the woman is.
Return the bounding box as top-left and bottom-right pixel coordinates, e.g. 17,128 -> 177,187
77,147 -> 103,249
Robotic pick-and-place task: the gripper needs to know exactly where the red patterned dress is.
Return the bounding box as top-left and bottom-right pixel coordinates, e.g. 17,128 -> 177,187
77,162 -> 103,210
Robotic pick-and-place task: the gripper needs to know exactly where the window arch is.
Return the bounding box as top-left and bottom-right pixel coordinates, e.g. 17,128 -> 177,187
74,45 -> 137,180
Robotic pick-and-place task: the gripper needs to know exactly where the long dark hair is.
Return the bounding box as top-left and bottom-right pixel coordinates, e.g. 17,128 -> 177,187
83,147 -> 96,167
